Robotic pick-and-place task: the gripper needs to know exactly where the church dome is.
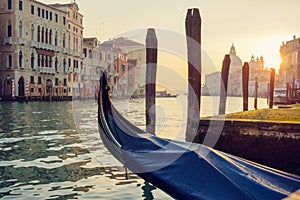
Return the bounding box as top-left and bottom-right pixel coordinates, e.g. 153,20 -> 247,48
229,44 -> 242,71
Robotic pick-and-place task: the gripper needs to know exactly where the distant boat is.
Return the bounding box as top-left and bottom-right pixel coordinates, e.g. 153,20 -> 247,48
155,90 -> 178,98
274,88 -> 287,104
98,72 -> 300,200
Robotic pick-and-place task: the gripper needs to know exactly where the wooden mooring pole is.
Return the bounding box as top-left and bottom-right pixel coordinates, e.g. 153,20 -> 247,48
269,68 -> 275,109
254,77 -> 258,110
145,28 -> 158,135
242,62 -> 249,111
185,8 -> 201,142
219,55 -> 231,115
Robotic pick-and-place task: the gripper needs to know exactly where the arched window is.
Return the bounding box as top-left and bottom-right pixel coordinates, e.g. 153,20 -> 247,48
68,35 -> 70,49
37,26 -> 40,42
63,33 -> 66,48
41,55 -> 44,67
45,56 -> 48,67
55,31 -> 58,46
41,27 -> 44,43
19,20 -> 23,38
7,54 -> 12,68
63,58 -> 66,73
7,20 -> 12,37
49,57 -> 52,68
55,57 -> 58,72
73,36 -> 75,51
38,55 -> 41,66
31,53 -> 35,69
45,28 -> 48,43
49,29 -> 52,45
31,24 -> 34,41
76,37 -> 78,51
19,51 -> 23,68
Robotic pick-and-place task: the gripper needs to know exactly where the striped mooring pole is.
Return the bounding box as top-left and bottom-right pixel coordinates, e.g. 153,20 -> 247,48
26,79 -> 29,103
11,78 -> 15,102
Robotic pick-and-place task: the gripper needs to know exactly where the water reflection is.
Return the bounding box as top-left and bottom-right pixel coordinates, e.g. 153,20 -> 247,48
0,101 -> 171,199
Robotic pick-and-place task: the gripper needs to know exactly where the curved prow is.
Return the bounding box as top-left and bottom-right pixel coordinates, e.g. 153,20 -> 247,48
98,71 -> 123,161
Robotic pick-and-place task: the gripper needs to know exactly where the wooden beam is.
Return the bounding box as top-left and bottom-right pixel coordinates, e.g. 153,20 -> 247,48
145,28 -> 158,135
219,55 -> 231,115
242,62 -> 249,111
185,8 -> 202,142
269,68 -> 275,109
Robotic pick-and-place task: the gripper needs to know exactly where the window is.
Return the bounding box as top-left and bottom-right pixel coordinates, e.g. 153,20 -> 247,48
63,33 -> 66,48
49,29 -> 52,45
83,48 -> 87,57
55,57 -> 58,72
19,0 -> 23,11
7,0 -> 12,10
19,51 -> 23,68
63,78 -> 67,86
122,64 -> 126,72
63,17 -> 66,25
38,77 -> 41,84
37,25 -> 40,42
68,24 -> 70,29
38,8 -> 41,17
7,54 -> 12,68
42,9 -> 44,18
31,5 -> 34,15
49,57 -> 52,68
30,76 -> 34,84
69,58 -> 71,67
31,24 -> 34,41
7,20 -> 12,37
38,55 -> 40,66
55,78 -> 58,85
19,21 -> 23,38
55,14 -> 58,23
63,59 -> 66,73
54,31 -> 58,46
45,28 -> 48,43
31,88 -> 34,93
50,12 -> 52,21
41,27 -> 44,43
31,53 -> 35,69
46,10 -> 48,19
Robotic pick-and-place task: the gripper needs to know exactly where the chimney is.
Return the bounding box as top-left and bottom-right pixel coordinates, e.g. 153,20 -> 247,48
293,35 -> 296,40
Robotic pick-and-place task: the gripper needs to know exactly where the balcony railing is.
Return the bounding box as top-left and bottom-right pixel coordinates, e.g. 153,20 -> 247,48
73,68 -> 79,73
37,67 -> 56,74
4,37 -> 12,45
31,41 -> 38,47
19,38 -> 26,45
63,48 -> 69,54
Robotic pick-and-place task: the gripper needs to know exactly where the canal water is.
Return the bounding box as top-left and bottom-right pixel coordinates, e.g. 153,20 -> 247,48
0,96 -> 268,199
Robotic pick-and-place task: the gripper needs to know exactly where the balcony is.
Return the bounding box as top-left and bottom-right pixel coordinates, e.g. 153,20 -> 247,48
37,67 -> 56,74
73,68 -> 79,73
74,51 -> 81,58
19,38 -> 26,45
4,37 -> 12,45
30,41 -> 38,48
63,48 -> 69,54
55,46 -> 60,52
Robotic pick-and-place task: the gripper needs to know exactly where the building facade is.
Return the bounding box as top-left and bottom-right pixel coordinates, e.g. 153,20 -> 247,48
279,35 -> 300,88
0,0 -> 83,100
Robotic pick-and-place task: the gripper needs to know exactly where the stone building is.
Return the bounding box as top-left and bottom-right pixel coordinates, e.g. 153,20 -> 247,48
279,35 -> 300,88
248,55 -> 270,97
0,0 -> 83,100
227,44 -> 243,96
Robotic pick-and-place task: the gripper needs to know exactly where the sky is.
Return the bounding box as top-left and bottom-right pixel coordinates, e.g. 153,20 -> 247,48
40,0 -> 300,72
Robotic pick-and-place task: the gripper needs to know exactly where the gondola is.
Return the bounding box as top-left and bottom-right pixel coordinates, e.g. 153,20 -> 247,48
97,71 -> 300,200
